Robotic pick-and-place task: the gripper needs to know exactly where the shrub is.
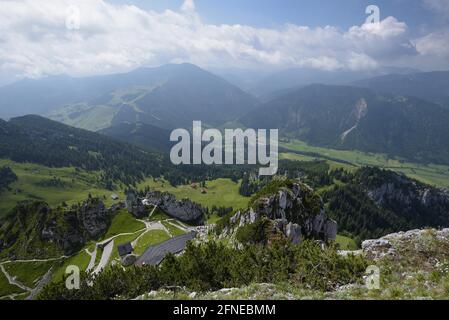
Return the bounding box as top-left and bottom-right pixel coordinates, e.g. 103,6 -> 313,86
39,240 -> 368,300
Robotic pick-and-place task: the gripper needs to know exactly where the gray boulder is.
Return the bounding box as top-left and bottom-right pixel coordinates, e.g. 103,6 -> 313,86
324,219 -> 337,241
125,193 -> 148,219
78,199 -> 110,239
285,222 -> 302,244
145,191 -> 204,224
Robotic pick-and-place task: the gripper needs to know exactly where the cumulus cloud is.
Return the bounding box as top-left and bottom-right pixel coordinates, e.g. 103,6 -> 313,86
415,29 -> 449,57
0,0 -> 425,79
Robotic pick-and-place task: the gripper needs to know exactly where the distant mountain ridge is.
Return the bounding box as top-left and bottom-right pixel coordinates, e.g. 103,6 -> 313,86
250,66 -> 420,100
241,84 -> 449,165
353,71 -> 449,108
0,64 -> 258,131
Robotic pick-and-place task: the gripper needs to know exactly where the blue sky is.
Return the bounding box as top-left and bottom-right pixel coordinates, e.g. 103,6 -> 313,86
0,0 -> 448,84
109,0 -> 439,31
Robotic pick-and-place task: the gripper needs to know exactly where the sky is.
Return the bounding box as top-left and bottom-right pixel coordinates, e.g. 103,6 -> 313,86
0,0 -> 448,84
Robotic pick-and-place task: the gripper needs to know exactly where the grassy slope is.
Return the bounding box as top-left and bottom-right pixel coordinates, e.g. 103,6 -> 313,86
48,104 -> 117,132
0,159 -> 249,216
51,251 -> 91,283
109,231 -> 145,262
281,140 -> 449,187
335,235 -> 358,251
137,178 -> 250,210
0,159 -> 124,216
103,209 -> 145,239
0,269 -> 26,297
3,261 -> 55,288
133,230 -> 171,256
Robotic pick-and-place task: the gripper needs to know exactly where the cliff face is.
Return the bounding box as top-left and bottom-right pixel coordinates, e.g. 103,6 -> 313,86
324,167 -> 449,241
360,169 -> 449,211
0,198 -> 115,259
219,180 -> 337,245
126,191 -> 205,224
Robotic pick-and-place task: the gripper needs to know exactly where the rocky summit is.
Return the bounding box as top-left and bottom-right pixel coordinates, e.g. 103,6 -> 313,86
218,180 -> 337,245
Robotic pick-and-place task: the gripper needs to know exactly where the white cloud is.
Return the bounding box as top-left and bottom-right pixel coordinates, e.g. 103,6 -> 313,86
181,0 -> 195,13
0,0 -> 428,79
415,29 -> 449,57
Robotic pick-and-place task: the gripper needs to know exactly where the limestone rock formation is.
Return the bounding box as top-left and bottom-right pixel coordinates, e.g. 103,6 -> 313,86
125,192 -> 147,219
144,191 -> 205,224
225,181 -> 337,245
362,228 -> 449,261
77,199 -> 110,239
0,198 -> 117,258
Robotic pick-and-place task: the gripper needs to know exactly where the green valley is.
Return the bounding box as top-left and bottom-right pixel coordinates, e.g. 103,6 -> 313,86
281,139 -> 449,187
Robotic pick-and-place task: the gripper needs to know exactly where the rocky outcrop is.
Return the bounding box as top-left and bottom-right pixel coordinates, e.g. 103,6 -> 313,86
144,191 -> 205,225
78,199 -> 110,238
224,181 -> 337,245
359,168 -> 449,219
0,198 -> 117,258
362,228 -> 449,261
254,182 -> 336,241
125,193 -> 147,219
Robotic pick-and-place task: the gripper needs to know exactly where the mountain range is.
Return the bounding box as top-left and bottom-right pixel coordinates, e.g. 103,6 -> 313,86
2,64 -> 449,165
353,71 -> 449,108
240,84 -> 449,164
0,64 -> 258,131
248,66 -> 420,100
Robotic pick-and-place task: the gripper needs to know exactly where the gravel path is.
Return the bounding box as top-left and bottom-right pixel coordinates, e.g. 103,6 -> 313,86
93,240 -> 114,275
0,264 -> 32,292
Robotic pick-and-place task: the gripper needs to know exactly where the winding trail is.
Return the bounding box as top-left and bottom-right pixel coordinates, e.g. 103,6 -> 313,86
148,205 -> 158,219
93,240 -> 114,275
166,219 -> 190,232
0,264 -> 32,292
0,206 -> 192,299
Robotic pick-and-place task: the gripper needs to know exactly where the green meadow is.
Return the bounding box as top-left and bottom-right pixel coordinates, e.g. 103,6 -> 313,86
0,159 -> 124,216
335,235 -> 358,251
137,177 -> 250,210
0,158 -> 250,216
103,209 -> 146,239
281,140 -> 449,187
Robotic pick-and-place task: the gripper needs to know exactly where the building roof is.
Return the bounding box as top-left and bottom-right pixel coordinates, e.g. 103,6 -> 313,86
117,242 -> 133,257
136,232 -> 196,266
